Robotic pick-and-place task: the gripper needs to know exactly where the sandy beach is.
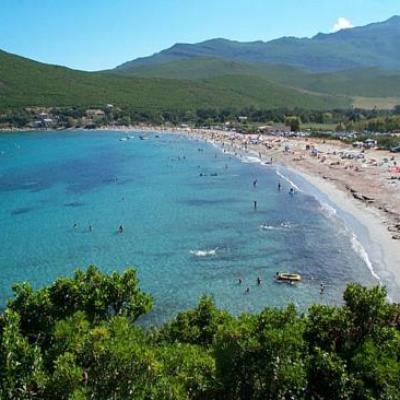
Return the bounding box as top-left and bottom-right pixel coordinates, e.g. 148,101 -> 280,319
162,127 -> 400,299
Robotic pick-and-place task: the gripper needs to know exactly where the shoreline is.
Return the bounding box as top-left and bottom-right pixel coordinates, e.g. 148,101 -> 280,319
176,128 -> 400,299
282,166 -> 400,299
2,126 -> 400,299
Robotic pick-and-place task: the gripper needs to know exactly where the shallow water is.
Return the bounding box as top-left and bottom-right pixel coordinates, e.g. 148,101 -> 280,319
0,131 -> 378,324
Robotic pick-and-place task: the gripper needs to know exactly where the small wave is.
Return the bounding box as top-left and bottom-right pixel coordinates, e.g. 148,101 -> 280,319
275,170 -> 302,192
350,233 -> 381,283
319,202 -> 337,218
241,155 -> 261,164
190,248 -> 217,257
260,221 -> 295,231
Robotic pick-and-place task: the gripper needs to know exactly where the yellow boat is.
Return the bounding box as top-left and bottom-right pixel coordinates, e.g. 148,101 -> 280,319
275,272 -> 302,282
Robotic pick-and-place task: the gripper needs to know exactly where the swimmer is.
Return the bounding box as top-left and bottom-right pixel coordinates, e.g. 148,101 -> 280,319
73,223 -> 78,230
118,225 -> 124,234
253,179 -> 258,188
320,283 -> 325,295
254,200 -> 257,210
89,224 -> 93,232
257,276 -> 262,286
278,182 -> 281,191
238,278 -> 243,285
245,287 -> 250,294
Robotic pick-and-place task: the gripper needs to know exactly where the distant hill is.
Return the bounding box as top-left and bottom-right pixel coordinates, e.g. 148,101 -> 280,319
0,49 -> 349,111
125,58 -> 400,98
116,16 -> 400,73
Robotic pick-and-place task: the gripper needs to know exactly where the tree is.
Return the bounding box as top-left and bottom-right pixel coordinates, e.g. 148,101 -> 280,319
0,310 -> 46,399
285,116 -> 301,132
9,266 -> 153,343
1,267 -> 400,399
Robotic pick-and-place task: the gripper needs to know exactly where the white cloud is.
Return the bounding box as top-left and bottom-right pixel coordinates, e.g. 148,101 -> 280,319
332,17 -> 354,32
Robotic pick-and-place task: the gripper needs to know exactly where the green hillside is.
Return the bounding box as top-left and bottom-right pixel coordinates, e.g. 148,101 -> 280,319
0,49 -> 349,111
125,57 -> 400,103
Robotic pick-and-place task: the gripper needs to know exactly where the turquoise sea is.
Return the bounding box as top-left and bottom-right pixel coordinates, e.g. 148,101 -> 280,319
0,131 -> 379,324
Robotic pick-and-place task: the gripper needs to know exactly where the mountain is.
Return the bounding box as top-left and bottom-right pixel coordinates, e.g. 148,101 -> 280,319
0,49 -> 349,111
116,16 -> 400,73
2,16 -> 400,112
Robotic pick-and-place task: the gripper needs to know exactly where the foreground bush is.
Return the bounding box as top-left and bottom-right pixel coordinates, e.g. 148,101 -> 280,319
0,267 -> 399,399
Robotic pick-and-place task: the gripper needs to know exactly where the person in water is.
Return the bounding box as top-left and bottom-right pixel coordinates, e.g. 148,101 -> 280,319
278,182 -> 281,191
238,278 -> 243,285
89,224 -> 93,232
257,276 -> 262,286
254,200 -> 257,210
245,287 -> 250,294
253,179 -> 258,188
320,283 -> 325,295
118,225 -> 124,234
289,188 -> 295,195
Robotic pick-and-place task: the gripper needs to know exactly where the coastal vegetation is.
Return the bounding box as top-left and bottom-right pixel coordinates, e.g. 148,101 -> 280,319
1,266 -> 400,399
2,104 -> 400,140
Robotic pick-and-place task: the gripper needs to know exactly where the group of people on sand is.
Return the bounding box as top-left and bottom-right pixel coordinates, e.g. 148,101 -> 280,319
73,224 -> 124,234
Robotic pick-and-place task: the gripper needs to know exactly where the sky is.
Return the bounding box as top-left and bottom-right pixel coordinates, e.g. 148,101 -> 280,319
0,0 -> 399,71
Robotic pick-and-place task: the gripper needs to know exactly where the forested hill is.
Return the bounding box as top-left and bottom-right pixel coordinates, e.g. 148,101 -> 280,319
0,49 -> 349,111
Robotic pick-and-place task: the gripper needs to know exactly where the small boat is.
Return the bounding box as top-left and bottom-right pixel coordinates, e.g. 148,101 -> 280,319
275,272 -> 302,282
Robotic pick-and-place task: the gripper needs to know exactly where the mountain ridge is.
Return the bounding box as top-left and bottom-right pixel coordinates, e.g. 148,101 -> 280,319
116,16 -> 400,73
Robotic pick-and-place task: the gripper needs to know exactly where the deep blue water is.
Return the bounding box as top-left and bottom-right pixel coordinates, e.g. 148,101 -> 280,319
0,131 -> 377,324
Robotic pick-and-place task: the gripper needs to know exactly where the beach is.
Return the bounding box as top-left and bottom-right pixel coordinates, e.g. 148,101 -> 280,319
173,127 -> 400,299
1,126 -> 399,302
